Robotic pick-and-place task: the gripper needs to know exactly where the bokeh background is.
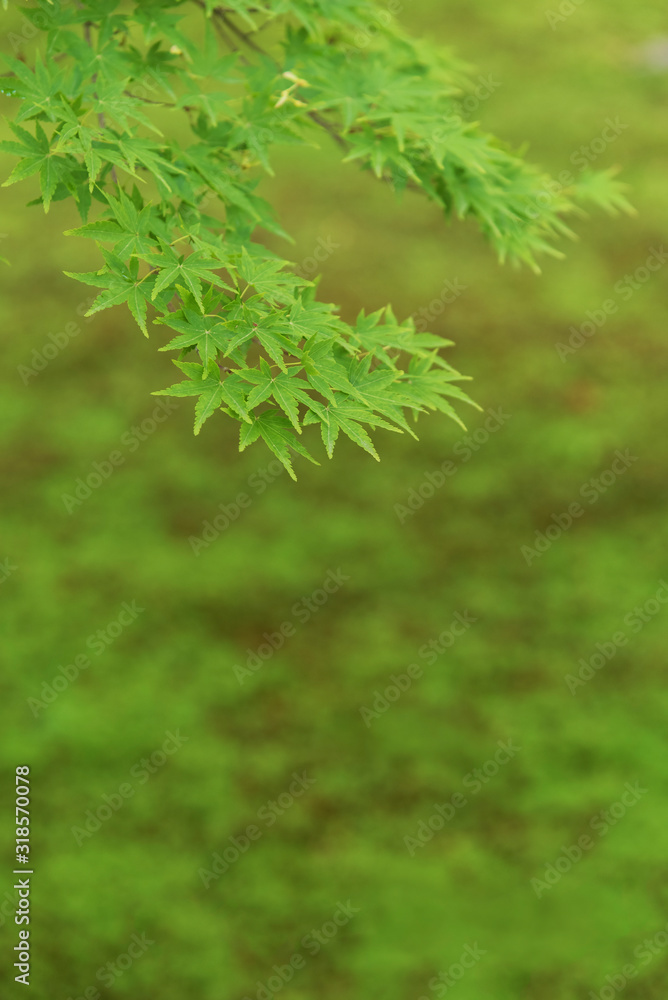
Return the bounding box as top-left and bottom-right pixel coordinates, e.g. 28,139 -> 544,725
1,1 -> 668,997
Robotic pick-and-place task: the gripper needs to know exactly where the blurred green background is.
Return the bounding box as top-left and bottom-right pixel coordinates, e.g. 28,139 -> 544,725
1,1 -> 668,998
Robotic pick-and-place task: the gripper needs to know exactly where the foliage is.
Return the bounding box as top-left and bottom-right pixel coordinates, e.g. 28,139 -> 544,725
0,0 -> 630,475
0,0 -> 665,996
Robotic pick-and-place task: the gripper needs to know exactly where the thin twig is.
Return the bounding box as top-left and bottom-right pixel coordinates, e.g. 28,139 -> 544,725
82,17 -> 118,184
188,0 -> 357,156
218,11 -> 275,62
307,110 -> 348,150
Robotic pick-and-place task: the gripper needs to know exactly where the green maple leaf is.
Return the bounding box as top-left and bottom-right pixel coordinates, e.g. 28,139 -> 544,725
302,397 -> 402,460
394,357 -> 480,428
153,360 -> 251,431
238,359 -> 323,432
115,136 -> 185,195
65,252 -> 154,335
301,336 -> 360,403
0,0 -> 632,473
134,4 -> 197,58
157,310 -> 234,373
0,121 -> 73,213
239,409 -> 318,480
2,53 -> 64,124
322,404 -> 380,461
342,364 -> 418,436
64,191 -> 169,258
238,246 -> 305,302
148,243 -> 232,308
353,307 -> 453,365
